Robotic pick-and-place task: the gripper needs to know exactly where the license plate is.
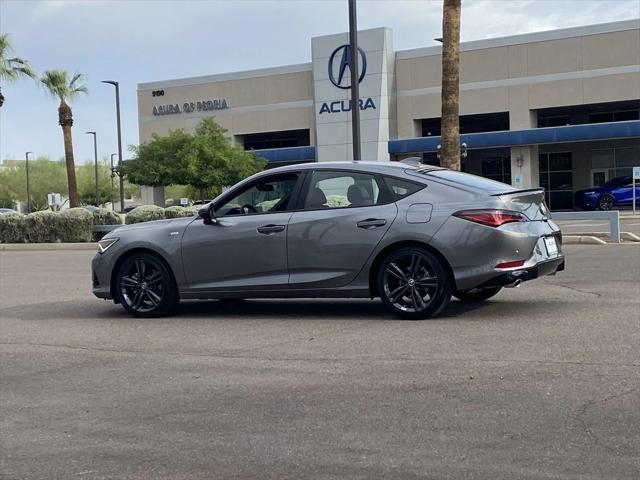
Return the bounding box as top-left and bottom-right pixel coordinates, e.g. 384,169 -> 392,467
544,236 -> 558,257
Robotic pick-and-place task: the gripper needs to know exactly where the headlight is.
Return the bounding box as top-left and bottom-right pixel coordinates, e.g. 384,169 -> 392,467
583,191 -> 596,196
97,237 -> 119,253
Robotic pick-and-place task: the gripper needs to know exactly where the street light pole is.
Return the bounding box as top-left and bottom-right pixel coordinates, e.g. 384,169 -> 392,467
348,0 -> 361,161
102,80 -> 125,213
110,153 -> 118,211
85,131 -> 99,205
25,151 -> 32,213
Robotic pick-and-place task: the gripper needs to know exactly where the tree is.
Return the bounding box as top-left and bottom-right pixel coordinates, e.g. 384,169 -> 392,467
440,0 -> 462,170
126,129 -> 192,187
0,33 -> 36,107
0,156 -> 68,210
126,118 -> 265,199
182,119 -> 265,199
40,70 -> 88,207
76,159 -> 114,206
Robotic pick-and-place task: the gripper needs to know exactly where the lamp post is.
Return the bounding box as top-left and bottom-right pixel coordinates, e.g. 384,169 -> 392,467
85,131 -> 99,205
102,80 -> 125,212
25,151 -> 32,213
348,0 -> 361,161
110,153 -> 118,211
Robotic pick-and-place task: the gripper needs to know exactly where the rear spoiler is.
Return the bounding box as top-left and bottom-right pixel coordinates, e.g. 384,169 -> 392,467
491,188 -> 544,197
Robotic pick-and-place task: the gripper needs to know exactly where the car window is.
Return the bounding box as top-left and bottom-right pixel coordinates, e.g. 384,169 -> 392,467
304,171 -> 382,209
216,173 -> 299,216
383,176 -> 424,200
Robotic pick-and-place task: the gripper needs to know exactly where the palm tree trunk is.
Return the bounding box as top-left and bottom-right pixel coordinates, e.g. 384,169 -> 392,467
440,0 -> 461,170
59,99 -> 79,207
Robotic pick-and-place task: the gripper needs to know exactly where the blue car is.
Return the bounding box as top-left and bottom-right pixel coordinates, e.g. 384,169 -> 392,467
574,176 -> 640,210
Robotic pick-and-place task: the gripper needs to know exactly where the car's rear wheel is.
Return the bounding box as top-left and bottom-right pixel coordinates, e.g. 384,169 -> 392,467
598,194 -> 614,211
116,252 -> 178,317
377,247 -> 451,320
453,286 -> 502,303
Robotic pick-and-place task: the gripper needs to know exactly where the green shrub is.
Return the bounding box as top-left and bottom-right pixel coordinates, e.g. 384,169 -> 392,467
58,208 -> 94,242
0,213 -> 26,243
125,205 -> 166,224
93,208 -> 122,226
164,205 -> 199,219
24,210 -> 61,243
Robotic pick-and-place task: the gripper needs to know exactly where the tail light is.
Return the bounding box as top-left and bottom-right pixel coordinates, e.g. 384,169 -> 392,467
453,209 -> 528,227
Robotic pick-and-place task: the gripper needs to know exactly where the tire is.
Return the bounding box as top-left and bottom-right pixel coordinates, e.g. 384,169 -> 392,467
115,252 -> 178,317
598,194 -> 615,211
453,286 -> 502,303
377,247 -> 452,320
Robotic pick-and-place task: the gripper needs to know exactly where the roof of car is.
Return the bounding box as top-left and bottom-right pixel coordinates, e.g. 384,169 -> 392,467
266,160 -> 443,176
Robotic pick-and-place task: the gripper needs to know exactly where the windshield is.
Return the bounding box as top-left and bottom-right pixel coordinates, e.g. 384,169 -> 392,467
602,177 -> 629,188
424,169 -> 514,194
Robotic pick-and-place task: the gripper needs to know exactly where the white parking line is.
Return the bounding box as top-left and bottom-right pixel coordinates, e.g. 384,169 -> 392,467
562,223 -> 607,227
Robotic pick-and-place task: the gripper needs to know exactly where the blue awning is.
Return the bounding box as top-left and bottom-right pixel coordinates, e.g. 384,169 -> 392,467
388,120 -> 640,154
253,145 -> 316,163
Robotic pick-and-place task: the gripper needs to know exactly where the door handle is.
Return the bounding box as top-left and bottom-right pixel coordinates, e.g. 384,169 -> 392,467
257,224 -> 286,234
357,218 -> 387,229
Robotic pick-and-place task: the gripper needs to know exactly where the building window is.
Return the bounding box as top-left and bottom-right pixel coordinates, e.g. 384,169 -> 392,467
591,147 -> 640,185
240,129 -> 310,151
481,156 -> 511,184
537,100 -> 640,128
539,152 -> 573,210
421,112 -> 510,137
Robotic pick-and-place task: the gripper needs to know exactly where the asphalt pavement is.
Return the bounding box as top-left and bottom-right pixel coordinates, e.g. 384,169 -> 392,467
1,244 -> 639,480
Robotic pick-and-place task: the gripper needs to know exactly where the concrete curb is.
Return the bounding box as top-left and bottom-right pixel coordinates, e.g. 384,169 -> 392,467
562,235 -> 607,245
566,231 -> 640,242
0,243 -> 97,251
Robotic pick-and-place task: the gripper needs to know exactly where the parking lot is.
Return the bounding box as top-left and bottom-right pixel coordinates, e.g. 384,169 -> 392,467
556,216 -> 640,237
1,244 -> 639,479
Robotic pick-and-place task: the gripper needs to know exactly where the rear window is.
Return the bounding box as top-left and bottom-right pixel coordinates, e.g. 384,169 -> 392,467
383,176 -> 424,200
425,170 -> 513,194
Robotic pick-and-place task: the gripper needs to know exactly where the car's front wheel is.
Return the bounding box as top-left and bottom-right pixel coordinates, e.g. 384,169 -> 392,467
377,247 -> 451,320
115,252 -> 178,317
598,194 -> 615,211
453,286 -> 502,303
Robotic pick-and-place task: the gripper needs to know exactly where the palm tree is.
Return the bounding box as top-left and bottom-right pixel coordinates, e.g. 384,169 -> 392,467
0,33 -> 36,107
41,70 -> 88,208
440,0 -> 461,170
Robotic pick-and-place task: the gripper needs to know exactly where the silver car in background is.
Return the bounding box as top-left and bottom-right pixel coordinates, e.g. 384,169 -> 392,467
92,161 -> 564,319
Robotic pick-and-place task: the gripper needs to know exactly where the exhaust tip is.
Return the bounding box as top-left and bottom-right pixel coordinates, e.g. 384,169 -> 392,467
505,279 -> 522,288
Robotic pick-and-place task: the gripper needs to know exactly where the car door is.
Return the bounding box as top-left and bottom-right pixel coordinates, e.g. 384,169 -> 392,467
287,169 -> 398,289
612,177 -> 638,205
181,172 -> 301,292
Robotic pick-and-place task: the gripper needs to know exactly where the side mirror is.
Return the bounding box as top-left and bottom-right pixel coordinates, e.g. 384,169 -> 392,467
198,203 -> 217,225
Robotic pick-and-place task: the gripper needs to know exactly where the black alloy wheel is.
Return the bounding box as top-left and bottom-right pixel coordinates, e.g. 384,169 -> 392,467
598,194 -> 614,211
378,247 -> 451,320
453,286 -> 502,303
116,253 -> 178,317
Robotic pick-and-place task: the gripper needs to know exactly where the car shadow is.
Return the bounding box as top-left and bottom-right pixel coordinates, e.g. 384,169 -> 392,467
1,297 -> 496,322
169,297 -> 496,320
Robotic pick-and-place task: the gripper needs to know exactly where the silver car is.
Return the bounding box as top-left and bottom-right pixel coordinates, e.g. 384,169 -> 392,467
92,161 -> 564,319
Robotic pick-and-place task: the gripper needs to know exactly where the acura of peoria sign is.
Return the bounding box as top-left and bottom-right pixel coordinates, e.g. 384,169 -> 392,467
153,98 -> 230,116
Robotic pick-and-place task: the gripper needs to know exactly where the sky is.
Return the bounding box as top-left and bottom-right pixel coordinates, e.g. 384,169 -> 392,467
1,0 -> 639,164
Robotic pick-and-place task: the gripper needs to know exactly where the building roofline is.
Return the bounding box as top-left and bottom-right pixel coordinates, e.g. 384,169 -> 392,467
138,19 -> 639,90
396,19 -> 640,60
138,62 -> 312,91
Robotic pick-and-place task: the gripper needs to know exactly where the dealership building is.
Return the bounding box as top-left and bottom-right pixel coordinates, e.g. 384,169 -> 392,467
138,19 -> 639,210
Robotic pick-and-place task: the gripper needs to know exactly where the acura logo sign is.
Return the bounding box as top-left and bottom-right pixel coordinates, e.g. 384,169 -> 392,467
328,44 -> 367,89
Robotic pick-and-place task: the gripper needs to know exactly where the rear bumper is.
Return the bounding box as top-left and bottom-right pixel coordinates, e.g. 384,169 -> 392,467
474,256 -> 565,289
